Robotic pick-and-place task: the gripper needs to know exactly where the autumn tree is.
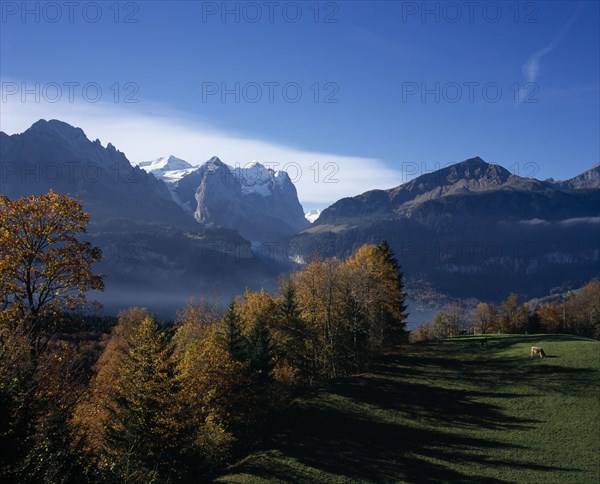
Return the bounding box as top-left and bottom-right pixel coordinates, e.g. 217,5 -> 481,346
431,306 -> 465,338
292,257 -> 345,378
342,245 -> 402,367
0,191 -> 103,360
101,316 -> 178,482
0,191 -> 103,481
175,325 -> 245,475
13,341 -> 88,483
0,327 -> 88,482
498,293 -> 517,332
472,303 -> 498,334
447,303 -> 467,336
220,294 -> 277,423
412,322 -> 435,341
172,297 -> 220,362
563,281 -> 600,337
432,311 -> 451,338
536,302 -> 562,333
71,308 -> 151,466
579,280 -> 600,338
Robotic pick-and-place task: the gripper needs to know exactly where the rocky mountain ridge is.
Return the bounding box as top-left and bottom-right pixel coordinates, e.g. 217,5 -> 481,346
143,155 -> 309,241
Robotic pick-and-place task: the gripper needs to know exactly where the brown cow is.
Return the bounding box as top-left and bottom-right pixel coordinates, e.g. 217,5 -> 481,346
530,346 -> 546,358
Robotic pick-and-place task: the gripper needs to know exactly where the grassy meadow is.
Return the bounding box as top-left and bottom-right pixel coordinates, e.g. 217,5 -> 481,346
217,334 -> 600,483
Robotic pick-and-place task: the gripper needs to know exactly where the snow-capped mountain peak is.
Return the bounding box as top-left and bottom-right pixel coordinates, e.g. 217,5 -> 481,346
305,209 -> 321,223
231,161 -> 290,197
232,162 -> 274,197
139,155 -> 198,184
139,155 -> 309,240
139,155 -> 193,172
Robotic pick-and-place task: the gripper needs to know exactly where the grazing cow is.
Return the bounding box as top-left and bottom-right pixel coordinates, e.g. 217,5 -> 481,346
530,346 -> 546,358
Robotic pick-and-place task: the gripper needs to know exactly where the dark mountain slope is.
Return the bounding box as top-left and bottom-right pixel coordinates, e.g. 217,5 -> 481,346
292,158 -> 599,304
0,120 -> 287,316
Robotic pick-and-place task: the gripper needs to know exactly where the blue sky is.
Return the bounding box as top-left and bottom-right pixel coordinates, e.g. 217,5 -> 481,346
1,0 -> 598,210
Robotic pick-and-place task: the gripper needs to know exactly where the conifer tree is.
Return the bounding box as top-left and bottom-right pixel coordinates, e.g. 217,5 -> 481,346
221,301 -> 247,362
245,317 -> 274,423
278,281 -> 307,373
376,240 -> 409,343
246,317 -> 273,384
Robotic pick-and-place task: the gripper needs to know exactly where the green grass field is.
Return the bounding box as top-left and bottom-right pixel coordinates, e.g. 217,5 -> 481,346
216,335 -> 600,483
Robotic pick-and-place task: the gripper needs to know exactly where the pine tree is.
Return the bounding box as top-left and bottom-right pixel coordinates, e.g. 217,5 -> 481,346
280,281 -> 300,325
278,281 -> 307,373
244,316 -> 274,432
246,317 -> 273,384
221,301 -> 247,362
376,240 -> 409,343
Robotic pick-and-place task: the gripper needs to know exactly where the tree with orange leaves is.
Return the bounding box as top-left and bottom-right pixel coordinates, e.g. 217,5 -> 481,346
0,191 -> 103,357
0,191 -> 103,481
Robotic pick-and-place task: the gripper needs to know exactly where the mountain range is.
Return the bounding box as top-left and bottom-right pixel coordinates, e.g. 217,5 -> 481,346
0,120 -> 289,315
291,157 -> 599,307
1,121 -> 598,321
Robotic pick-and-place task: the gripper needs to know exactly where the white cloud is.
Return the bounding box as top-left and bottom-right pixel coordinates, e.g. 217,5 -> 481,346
557,216 -> 600,226
521,45 -> 555,85
518,217 -> 599,226
518,3 -> 582,103
518,218 -> 549,226
0,84 -> 405,208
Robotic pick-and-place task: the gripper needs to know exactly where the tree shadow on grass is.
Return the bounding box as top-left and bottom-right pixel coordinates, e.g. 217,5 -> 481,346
219,337 -> 596,483
235,405 -> 513,483
224,390 -> 577,484
328,376 -> 538,432
220,346 -> 584,483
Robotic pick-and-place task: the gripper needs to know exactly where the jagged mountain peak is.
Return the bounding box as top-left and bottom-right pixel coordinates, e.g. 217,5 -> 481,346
230,161 -> 291,197
391,157 -> 515,206
459,155 -> 487,165
316,157 -> 542,225
19,119 -> 131,165
26,118 -> 89,147
29,118 -> 84,135
171,156 -> 308,241
0,120 -> 194,226
207,155 -> 224,165
408,157 -> 511,186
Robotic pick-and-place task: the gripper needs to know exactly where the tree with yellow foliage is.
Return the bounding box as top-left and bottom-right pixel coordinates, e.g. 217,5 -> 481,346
0,191 -> 103,481
175,325 -> 244,473
292,256 -> 345,378
102,316 -> 179,482
71,308 -> 151,465
343,244 -> 404,361
473,302 -> 498,334
0,191 -> 103,359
